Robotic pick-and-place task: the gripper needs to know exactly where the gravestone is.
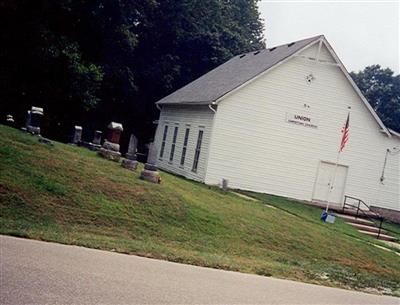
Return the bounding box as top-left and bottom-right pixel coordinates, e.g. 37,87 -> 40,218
99,122 -> 123,161
72,126 -> 82,144
140,142 -> 161,183
88,130 -> 102,151
121,134 -> 138,171
107,122 -> 122,145
93,130 -> 102,145
21,110 -> 31,131
27,106 -> 43,135
6,115 -> 14,126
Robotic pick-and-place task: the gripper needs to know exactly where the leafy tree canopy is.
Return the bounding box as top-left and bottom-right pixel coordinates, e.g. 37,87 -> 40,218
350,65 -> 400,133
0,0 -> 265,143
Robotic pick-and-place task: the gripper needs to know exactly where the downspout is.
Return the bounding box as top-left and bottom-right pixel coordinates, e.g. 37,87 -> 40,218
208,103 -> 217,114
203,102 -> 217,184
156,104 -> 161,111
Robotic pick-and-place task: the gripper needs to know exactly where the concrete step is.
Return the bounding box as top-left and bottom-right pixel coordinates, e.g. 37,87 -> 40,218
341,208 -> 380,218
381,240 -> 400,250
358,230 -> 398,242
349,223 -> 387,234
335,214 -> 375,226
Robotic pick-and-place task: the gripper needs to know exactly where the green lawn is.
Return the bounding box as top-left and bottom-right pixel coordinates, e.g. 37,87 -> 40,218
382,221 -> 400,241
0,124 -> 399,296
239,191 -> 400,247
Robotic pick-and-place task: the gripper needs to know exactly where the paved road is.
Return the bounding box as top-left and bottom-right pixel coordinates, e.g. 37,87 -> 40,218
1,235 -> 398,305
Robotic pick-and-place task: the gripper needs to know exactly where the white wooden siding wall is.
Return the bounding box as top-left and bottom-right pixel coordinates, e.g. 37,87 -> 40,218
377,139 -> 399,209
204,43 -> 400,211
154,105 -> 215,181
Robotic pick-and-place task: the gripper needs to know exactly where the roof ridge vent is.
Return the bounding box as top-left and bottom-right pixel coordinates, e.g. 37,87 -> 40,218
269,47 -> 276,52
287,42 -> 295,47
253,50 -> 261,55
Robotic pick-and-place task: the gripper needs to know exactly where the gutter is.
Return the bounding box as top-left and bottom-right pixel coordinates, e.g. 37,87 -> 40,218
208,103 -> 217,114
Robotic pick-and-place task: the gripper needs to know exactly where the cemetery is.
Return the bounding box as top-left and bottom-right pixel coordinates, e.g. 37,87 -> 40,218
5,102 -> 162,184
0,123 -> 400,296
0,39 -> 399,293
1,1 -> 399,302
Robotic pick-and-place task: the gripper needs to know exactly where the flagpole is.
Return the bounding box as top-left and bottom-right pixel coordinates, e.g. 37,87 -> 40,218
325,110 -> 350,213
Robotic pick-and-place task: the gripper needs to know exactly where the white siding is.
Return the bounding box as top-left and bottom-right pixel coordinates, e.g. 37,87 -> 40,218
377,141 -> 400,209
204,43 -> 400,211
154,105 -> 215,181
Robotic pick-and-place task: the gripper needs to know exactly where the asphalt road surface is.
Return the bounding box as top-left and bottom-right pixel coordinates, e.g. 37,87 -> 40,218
1,235 -> 398,305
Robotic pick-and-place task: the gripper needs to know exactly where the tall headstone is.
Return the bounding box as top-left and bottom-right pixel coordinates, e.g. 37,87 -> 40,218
27,106 -> 43,135
146,142 -> 158,166
87,130 -> 102,151
126,134 -> 138,160
72,126 -> 82,144
99,122 -> 123,161
93,130 -> 102,145
121,134 -> 138,171
21,110 -> 31,131
140,142 -> 161,183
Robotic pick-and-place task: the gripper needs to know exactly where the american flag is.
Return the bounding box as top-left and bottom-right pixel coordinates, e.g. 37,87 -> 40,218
340,113 -> 350,152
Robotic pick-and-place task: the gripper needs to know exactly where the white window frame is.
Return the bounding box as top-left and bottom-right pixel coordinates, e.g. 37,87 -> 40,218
192,129 -> 204,173
169,125 -> 179,163
159,125 -> 168,160
180,127 -> 190,167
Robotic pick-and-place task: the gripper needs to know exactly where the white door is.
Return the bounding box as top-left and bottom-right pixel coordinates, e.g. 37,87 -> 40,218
313,161 -> 348,206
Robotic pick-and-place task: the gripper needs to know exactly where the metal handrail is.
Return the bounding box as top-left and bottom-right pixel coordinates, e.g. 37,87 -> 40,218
343,196 -> 385,239
343,195 -> 381,219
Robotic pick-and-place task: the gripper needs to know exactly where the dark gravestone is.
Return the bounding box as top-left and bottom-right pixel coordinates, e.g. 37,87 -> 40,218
27,107 -> 43,135
93,130 -> 102,145
25,110 -> 31,128
99,122 -> 123,161
72,126 -> 82,144
6,115 -> 14,127
87,130 -> 102,151
107,122 -> 122,145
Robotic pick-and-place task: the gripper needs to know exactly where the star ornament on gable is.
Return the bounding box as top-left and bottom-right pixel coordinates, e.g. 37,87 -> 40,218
305,73 -> 315,84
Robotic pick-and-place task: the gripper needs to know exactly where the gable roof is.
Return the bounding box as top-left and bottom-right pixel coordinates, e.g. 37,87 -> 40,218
389,129 -> 400,139
156,35 -> 391,137
156,35 -> 322,105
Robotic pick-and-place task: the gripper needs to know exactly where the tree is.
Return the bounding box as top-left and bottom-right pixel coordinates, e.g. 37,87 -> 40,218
0,0 -> 265,144
0,0 -> 104,140
351,65 -> 400,133
131,0 -> 265,139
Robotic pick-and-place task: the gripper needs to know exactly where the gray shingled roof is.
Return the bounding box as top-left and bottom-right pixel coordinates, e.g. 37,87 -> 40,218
157,35 -> 323,105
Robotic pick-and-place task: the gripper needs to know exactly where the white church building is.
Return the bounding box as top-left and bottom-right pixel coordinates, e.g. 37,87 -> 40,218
153,35 -> 400,213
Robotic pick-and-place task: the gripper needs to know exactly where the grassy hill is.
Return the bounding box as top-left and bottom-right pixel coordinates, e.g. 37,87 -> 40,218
0,124 -> 399,296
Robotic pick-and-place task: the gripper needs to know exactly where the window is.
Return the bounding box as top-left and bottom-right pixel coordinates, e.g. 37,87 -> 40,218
192,130 -> 203,172
159,125 -> 168,159
169,126 -> 179,162
180,128 -> 190,166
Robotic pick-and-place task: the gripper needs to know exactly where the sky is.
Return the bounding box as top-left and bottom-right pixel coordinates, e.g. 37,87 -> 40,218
258,0 -> 399,74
